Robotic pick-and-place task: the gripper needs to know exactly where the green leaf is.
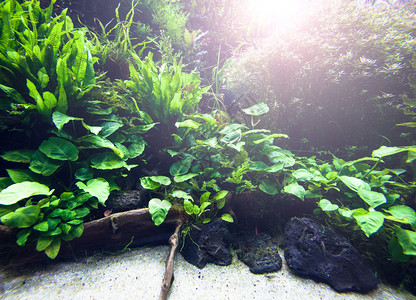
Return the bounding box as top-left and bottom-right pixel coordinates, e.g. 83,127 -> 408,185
252,133 -> 288,145
34,221 -> 49,231
221,129 -> 242,144
385,205 -> 416,226
76,178 -> 110,205
16,228 -> 32,246
44,237 -> 61,259
171,190 -> 193,201
75,168 -> 93,181
395,226 -> 416,256
150,176 -> 171,186
372,146 -> 405,158
7,169 -> 39,183
148,198 -> 172,226
1,205 -> 41,228
29,150 -> 63,176
39,137 -> 78,161
128,141 -> 146,159
221,213 -> 234,223
140,177 -> 161,190
1,150 -> 34,163
175,119 -> 201,129
90,152 -> 128,170
338,176 -> 371,192
75,207 -> 90,218
249,161 -> 269,171
284,182 -> 305,200
170,159 -> 192,176
293,169 -> 315,181
52,111 -> 82,131
174,173 -> 198,183
259,179 -> 279,195
318,199 -> 339,211
357,189 -> 386,208
36,236 -> 54,251
0,182 -> 52,205
353,210 -> 384,237
213,190 -> 229,201
99,122 -> 123,138
241,102 -> 269,116
184,199 -> 194,215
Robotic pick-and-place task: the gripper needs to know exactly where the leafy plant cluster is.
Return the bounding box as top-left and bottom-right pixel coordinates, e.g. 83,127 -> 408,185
225,0 -> 416,150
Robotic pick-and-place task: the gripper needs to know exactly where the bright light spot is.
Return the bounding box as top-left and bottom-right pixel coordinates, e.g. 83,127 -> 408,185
247,0 -> 311,33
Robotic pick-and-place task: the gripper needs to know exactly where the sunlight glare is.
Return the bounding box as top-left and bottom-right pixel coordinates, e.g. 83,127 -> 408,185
247,0 -> 309,32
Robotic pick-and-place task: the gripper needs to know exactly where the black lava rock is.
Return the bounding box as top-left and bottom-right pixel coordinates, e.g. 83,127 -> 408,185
180,219 -> 232,269
105,190 -> 145,212
237,233 -> 282,274
284,217 -> 378,293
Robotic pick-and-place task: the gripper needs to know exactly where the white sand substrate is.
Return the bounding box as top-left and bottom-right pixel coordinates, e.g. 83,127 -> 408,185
1,245 -> 415,300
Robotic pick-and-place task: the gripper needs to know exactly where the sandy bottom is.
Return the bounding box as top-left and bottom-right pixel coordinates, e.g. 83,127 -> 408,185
1,245 -> 415,300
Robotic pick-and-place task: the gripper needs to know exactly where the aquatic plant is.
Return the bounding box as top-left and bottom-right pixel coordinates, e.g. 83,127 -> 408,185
225,0 -> 416,150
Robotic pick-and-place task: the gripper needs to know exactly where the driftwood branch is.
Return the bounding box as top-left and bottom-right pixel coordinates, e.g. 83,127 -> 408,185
159,220 -> 184,300
0,208 -> 184,266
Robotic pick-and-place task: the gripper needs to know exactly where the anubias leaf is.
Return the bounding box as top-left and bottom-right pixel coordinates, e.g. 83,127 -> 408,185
353,209 -> 384,237
0,181 -> 52,205
76,178 -> 110,205
1,205 -> 41,228
148,198 -> 172,226
0,150 -> 34,163
39,137 -> 78,161
284,182 -> 305,200
395,226 -> 416,256
29,150 -> 63,176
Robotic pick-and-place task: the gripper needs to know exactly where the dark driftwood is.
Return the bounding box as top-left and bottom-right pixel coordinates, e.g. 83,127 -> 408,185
0,208 -> 184,266
159,220 -> 183,300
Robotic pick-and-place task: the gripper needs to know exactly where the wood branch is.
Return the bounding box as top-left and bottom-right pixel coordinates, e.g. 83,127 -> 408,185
1,207 -> 184,266
159,219 -> 184,300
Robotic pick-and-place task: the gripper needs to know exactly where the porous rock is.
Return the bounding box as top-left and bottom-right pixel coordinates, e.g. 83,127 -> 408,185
105,190 -> 145,212
237,232 -> 282,274
284,217 -> 378,293
180,219 -> 232,269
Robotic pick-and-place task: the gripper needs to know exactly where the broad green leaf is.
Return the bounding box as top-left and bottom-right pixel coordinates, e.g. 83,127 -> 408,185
36,236 -> 54,251
357,189 -> 386,208
75,207 -> 90,218
90,152 -> 127,170
99,122 -> 123,138
259,179 -> 279,195
140,177 -> 161,190
150,176 -> 171,186
6,169 -> 40,184
148,198 -> 172,226
220,124 -> 247,135
170,159 -> 192,176
78,135 -> 123,158
29,150 -> 63,176
221,213 -> 234,223
128,141 -> 146,159
49,209 -> 76,221
221,129 -> 242,144
126,123 -> 157,134
293,169 -> 314,181
184,199 -> 194,215
1,205 -> 40,228
16,228 -> 32,246
75,168 -> 93,181
213,190 -> 229,201
71,223 -> 84,238
353,210 -> 384,237
174,173 -> 198,183
76,178 -> 110,205
395,226 -> 416,256
175,119 -> 200,129
385,205 -> 416,226
249,161 -> 269,171
241,102 -> 269,116
372,146 -> 405,158
319,199 -> 339,211
42,91 -> 57,111
1,150 -> 34,163
52,111 -> 82,131
39,137 -> 78,161
34,221 -> 49,231
44,236 -> 61,259
171,190 -> 193,201
284,182 -> 305,200
0,84 -> 25,104
200,192 -> 211,203
338,176 -> 370,192
27,79 -> 48,117
0,181 -> 51,205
